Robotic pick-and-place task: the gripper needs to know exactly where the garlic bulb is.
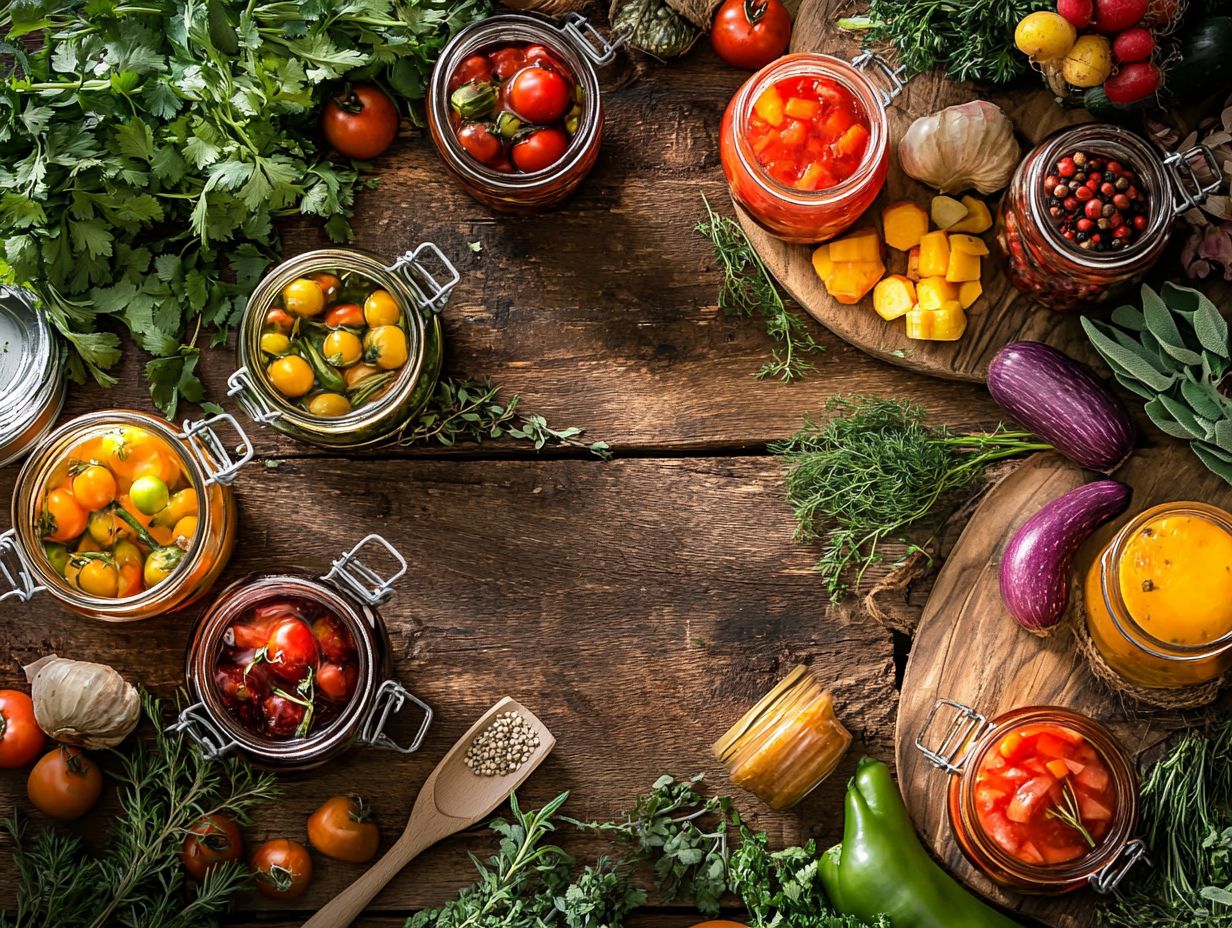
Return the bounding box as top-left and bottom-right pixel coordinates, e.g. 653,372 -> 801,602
25,655 -> 140,749
898,101 -> 1021,195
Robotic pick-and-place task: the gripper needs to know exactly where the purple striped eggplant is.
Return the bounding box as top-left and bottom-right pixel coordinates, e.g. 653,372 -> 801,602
988,342 -> 1135,472
1000,479 -> 1132,634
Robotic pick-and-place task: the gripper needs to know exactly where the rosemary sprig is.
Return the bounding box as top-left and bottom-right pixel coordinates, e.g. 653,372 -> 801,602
696,197 -> 824,383
1045,780 -> 1096,849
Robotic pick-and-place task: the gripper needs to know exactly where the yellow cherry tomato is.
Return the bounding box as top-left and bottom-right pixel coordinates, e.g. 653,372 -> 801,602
112,539 -> 143,570
283,278 -> 325,317
261,332 -> 291,356
363,290 -> 401,327
144,546 -> 185,587
267,355 -> 315,398
307,393 -> 351,417
41,489 -> 88,543
172,515 -> 198,543
98,428 -> 136,478
151,488 -> 198,530
73,556 -> 119,598
344,363 -> 382,388
363,325 -> 408,370
129,445 -> 181,486
86,509 -> 126,547
117,562 -> 143,598
70,465 -> 117,511
75,534 -> 102,553
323,330 -> 362,367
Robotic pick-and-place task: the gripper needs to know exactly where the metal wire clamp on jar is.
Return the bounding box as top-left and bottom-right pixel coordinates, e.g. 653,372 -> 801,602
427,13 -> 617,212
0,410 -> 252,620
227,244 -> 458,450
916,698 -> 1145,895
172,534 -> 432,771
996,122 -> 1219,310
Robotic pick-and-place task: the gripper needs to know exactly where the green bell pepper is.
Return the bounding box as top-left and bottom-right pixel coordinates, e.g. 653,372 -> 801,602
820,757 -> 1024,928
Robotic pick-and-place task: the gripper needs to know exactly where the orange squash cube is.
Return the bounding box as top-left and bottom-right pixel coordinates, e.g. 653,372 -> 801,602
906,246 -> 921,281
959,280 -> 983,309
872,275 -> 917,321
950,234 -> 990,257
918,231 -> 950,278
828,228 -> 882,264
950,196 -> 993,234
945,248 -> 982,283
916,277 -> 958,311
906,301 -> 967,341
882,201 -> 930,252
754,87 -> 785,127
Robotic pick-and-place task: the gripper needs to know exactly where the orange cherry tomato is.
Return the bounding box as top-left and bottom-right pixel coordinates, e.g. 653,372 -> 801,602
182,814 -> 244,882
283,278 -> 325,318
268,355 -> 316,398
311,273 -> 341,301
70,464 -> 117,511
27,746 -> 103,821
307,796 -> 380,863
265,307 -> 295,333
41,488 -> 88,543
0,690 -> 45,768
344,363 -> 382,389
251,838 -> 313,899
324,303 -> 365,328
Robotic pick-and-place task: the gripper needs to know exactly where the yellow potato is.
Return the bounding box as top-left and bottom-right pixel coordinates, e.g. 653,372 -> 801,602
1062,34 -> 1113,88
1015,11 -> 1077,63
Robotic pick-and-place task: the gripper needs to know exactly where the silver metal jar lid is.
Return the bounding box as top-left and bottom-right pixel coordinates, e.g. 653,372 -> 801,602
0,287 -> 65,467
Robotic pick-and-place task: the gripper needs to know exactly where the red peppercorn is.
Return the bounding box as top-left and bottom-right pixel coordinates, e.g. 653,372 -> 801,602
1112,193 -> 1130,210
1107,161 -> 1123,174
1109,210 -> 1123,227
1085,198 -> 1104,220
1133,214 -> 1148,231
1100,182 -> 1115,196
1063,196 -> 1079,211
1114,225 -> 1132,239
1077,218 -> 1094,232
1046,174 -> 1060,188
1058,158 -> 1076,178
1064,230 -> 1077,240
1087,172 -> 1103,187
1076,186 -> 1094,200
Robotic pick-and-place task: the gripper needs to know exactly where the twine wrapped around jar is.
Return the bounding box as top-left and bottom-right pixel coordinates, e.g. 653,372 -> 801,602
499,0 -> 592,16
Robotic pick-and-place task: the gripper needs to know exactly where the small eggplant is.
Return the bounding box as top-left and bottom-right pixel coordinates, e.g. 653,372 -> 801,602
988,342 -> 1135,472
1000,479 -> 1131,634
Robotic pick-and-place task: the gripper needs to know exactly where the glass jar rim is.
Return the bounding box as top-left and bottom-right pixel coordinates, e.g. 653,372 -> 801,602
729,53 -> 889,209
427,12 -> 603,193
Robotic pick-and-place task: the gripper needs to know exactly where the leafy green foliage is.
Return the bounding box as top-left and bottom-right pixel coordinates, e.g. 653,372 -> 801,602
0,693 -> 281,928
0,0 -> 487,414
771,397 -> 1051,600
695,197 -> 824,383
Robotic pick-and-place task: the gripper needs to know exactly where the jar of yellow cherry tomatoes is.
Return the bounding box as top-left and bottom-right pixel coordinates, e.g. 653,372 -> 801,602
0,410 -> 252,621
227,245 -> 459,450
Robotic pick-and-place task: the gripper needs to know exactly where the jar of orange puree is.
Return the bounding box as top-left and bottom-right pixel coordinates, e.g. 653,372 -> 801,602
1085,502 -> 1232,688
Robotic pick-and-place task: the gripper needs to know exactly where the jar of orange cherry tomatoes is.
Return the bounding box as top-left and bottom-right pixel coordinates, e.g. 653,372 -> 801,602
0,409 -> 252,621
720,52 -> 903,244
426,13 -> 617,212
916,699 -> 1145,895
227,245 -> 458,450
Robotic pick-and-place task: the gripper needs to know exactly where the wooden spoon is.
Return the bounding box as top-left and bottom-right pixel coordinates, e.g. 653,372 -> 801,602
301,697 -> 556,928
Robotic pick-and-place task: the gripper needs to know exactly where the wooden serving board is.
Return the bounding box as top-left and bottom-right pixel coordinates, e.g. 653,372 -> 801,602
895,447 -> 1232,928
737,0 -> 1101,382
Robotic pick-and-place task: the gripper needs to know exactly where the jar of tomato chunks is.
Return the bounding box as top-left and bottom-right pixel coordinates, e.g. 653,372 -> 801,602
426,13 -> 617,212
916,700 -> 1144,895
227,245 -> 458,450
0,409 -> 251,621
171,535 -> 432,771
1084,502 -> 1232,689
719,52 -> 903,244
996,123 -> 1219,310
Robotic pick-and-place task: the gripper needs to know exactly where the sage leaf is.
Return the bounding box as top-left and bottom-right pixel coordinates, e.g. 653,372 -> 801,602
1180,377 -> 1225,422
1158,393 -> 1214,440
1112,370 -> 1158,401
1192,442 -> 1232,485
1082,317 -> 1178,392
1142,285 -> 1192,355
1109,304 -> 1146,331
1165,282 -> 1231,358
1215,419 -> 1232,454
1204,350 -> 1228,383
1144,398 -> 1201,440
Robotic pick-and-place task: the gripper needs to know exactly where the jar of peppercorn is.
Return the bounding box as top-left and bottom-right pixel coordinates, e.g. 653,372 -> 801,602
426,13 -> 618,213
171,535 -> 433,771
996,123 -> 1219,310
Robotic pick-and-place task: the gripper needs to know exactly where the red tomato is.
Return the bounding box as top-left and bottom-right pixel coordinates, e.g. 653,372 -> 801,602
490,46 -> 526,81
322,83 -> 400,160
227,617 -> 273,651
265,617 -> 318,681
710,0 -> 792,70
264,308 -> 294,332
251,838 -> 312,900
318,663 -> 358,703
311,615 -> 356,663
182,814 -> 244,882
512,128 -> 569,173
451,54 -> 493,91
324,303 -> 365,328
307,796 -> 380,863
523,44 -> 572,79
507,67 -> 570,125
28,747 -> 102,820
262,693 -> 306,737
0,690 -> 45,768
456,123 -> 502,165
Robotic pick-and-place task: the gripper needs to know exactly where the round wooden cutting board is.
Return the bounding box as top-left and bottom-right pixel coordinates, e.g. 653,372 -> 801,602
894,446 -> 1232,927
736,0 -> 1102,382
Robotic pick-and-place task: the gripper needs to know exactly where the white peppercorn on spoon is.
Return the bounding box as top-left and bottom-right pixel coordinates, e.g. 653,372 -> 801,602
301,697 -> 556,928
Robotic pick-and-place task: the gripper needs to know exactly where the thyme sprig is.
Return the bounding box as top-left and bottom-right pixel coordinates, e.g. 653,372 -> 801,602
1046,780 -> 1096,849
696,197 -> 824,383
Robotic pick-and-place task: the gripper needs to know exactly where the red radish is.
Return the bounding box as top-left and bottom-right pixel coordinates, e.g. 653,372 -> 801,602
1103,60 -> 1162,102
1094,0 -> 1148,32
1112,26 -> 1154,61
1057,0 -> 1094,28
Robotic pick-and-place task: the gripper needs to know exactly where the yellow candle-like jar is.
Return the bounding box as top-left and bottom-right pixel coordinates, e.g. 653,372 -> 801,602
1085,502 -> 1232,688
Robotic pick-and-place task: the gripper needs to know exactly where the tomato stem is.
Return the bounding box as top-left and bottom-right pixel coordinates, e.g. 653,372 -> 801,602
744,0 -> 769,25
332,82 -> 365,115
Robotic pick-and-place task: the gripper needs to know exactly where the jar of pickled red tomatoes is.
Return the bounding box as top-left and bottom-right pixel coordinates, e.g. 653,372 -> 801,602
171,535 -> 432,771
0,410 -> 252,621
996,123 -> 1219,311
916,700 -> 1144,895
427,13 -> 617,213
0,286 -> 66,467
227,245 -> 458,450
1084,502 -> 1232,689
720,52 -> 903,244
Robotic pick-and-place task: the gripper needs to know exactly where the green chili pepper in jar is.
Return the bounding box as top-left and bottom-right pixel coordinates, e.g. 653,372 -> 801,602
450,81 -> 498,120
298,337 -> 347,394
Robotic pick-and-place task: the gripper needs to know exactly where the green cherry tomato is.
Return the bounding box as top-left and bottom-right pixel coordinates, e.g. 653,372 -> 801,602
144,546 -> 186,587
43,542 -> 69,577
129,476 -> 170,516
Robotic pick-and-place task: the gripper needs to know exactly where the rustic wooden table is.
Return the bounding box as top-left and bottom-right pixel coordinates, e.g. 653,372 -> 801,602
0,39 -> 1011,927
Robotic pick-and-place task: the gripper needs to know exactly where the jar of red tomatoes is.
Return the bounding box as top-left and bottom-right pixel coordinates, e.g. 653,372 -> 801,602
916,699 -> 1145,895
720,52 -> 903,244
171,535 -> 432,771
0,410 -> 251,621
996,123 -> 1219,310
427,13 -> 616,212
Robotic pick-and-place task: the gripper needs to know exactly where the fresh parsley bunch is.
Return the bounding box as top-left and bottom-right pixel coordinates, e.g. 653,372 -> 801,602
0,0 -> 487,415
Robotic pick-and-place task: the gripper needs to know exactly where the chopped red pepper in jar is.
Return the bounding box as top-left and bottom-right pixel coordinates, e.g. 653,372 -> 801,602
973,722 -> 1116,867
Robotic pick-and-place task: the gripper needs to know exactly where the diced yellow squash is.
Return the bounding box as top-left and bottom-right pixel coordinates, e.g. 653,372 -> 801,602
754,86 -> 785,127
906,246 -> 921,281
906,302 -> 967,341
918,231 -> 950,278
949,196 -> 993,234
881,201 -> 930,252
825,259 -> 885,305
827,228 -> 882,264
811,243 -> 833,283
945,248 -> 982,283
872,275 -> 917,321
959,280 -> 983,309
917,277 -> 959,311
930,195 -> 969,230
949,234 -> 990,257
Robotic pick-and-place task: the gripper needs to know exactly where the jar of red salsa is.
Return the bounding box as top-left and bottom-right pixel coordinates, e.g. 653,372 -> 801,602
916,700 -> 1145,894
996,123 -> 1218,310
171,535 -> 431,771
720,53 -> 902,244
426,13 -> 616,213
